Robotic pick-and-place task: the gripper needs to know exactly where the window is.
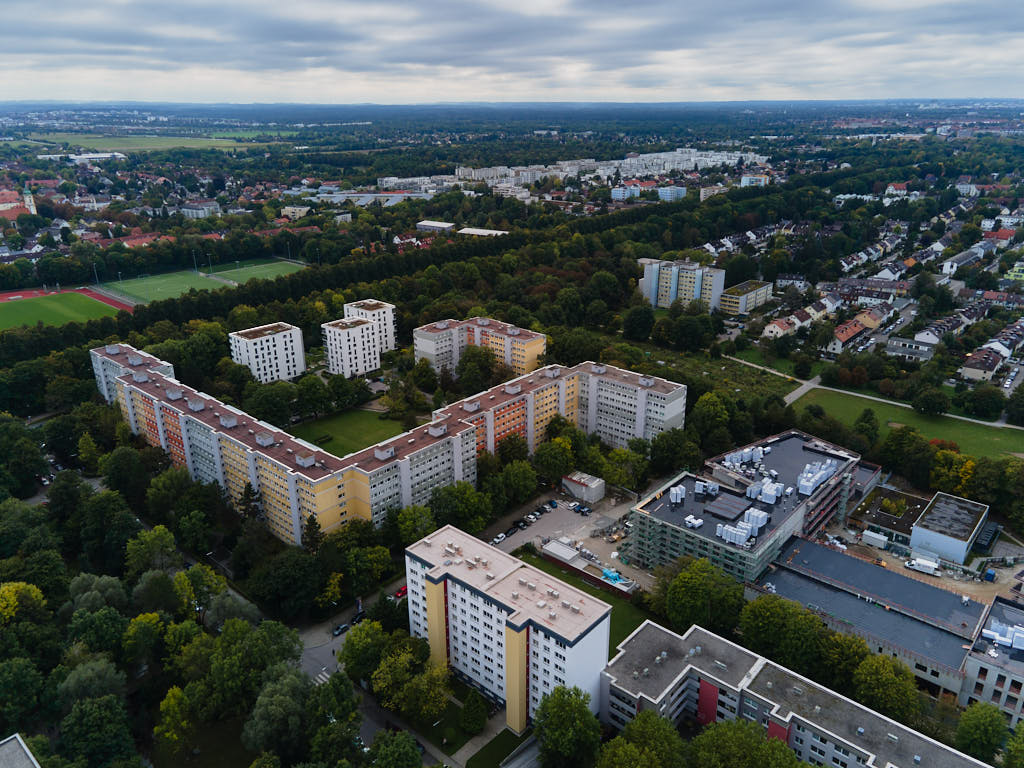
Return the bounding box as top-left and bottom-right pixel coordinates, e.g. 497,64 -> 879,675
998,674 -> 1008,689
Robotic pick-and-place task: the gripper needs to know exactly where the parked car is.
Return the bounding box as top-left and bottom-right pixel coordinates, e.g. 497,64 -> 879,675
516,520 -> 528,530
352,611 -> 366,625
525,514 -> 537,523
332,623 -> 350,636
506,526 -> 519,537
490,533 -> 506,546
394,585 -> 408,599
547,500 -> 558,508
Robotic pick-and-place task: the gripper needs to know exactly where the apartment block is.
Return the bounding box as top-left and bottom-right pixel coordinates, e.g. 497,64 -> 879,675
343,299 -> 397,352
718,280 -> 773,315
601,621 -> 988,767
624,432 -> 862,581
413,317 -> 547,377
322,318 -> 380,378
90,343 -> 175,403
228,322 -> 306,383
95,345 -> 685,543
637,258 -> 726,311
406,526 -> 611,733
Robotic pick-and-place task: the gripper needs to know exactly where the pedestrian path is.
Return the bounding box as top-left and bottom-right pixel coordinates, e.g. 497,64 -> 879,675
314,669 -> 333,686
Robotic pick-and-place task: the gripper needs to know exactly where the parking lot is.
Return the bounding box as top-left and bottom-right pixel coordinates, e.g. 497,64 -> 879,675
479,491 -> 655,589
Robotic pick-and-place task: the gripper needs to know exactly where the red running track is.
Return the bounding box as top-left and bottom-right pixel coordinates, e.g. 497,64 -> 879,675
0,286 -> 134,313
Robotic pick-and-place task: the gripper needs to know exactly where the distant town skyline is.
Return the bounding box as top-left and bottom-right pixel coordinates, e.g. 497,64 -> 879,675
6,0 -> 1024,103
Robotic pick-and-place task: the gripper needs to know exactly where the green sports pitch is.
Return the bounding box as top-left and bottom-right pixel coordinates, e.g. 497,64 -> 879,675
211,260 -> 305,283
102,271 -> 223,303
0,292 -> 117,329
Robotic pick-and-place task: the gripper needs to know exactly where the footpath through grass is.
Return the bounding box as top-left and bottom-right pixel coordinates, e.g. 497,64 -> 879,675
515,550 -> 652,658
0,292 -> 117,329
793,388 -> 1024,459
733,347 -> 824,380
288,409 -> 404,456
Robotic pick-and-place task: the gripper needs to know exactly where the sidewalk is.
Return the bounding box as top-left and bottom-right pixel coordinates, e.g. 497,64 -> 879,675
452,710 -> 508,766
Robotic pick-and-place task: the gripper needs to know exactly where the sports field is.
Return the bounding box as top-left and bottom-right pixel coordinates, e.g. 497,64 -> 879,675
0,292 -> 117,329
793,388 -> 1024,459
288,409 -> 404,457
212,260 -> 305,283
102,271 -> 222,303
29,132 -> 274,151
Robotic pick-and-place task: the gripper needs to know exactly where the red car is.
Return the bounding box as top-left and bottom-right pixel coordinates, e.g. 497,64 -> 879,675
394,585 -> 408,599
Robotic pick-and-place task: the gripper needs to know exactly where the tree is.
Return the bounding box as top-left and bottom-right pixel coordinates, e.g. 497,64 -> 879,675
954,701 -> 1006,762
340,619 -> 387,684
822,632 -> 870,696
1007,387 -> 1024,427
173,563 -> 227,623
101,446 -> 148,508
155,685 -> 194,754
302,514 -> 325,554
689,719 -> 801,768
622,305 -> 655,341
122,611 -> 164,666
205,592 -> 261,631
912,387 -> 950,416
429,481 -> 492,534
501,460 -> 538,504
369,729 -> 421,768
533,686 -> 601,768
242,669 -> 312,763
460,688 -> 488,735
0,657 -> 43,734
410,358 -> 438,392
77,432 -> 101,475
125,525 -> 181,581
852,655 -> 919,723
247,548 -> 322,621
596,738 -> 647,768
60,694 -> 136,768
853,408 -> 880,446
650,429 -> 701,476
146,467 -> 194,524
132,569 -> 179,614
57,657 -> 126,710
666,558 -> 744,637
533,439 -> 575,485
68,606 -> 128,655
614,710 -> 686,768
497,433 -> 529,465
401,662 -> 451,722
1004,727 -> 1024,768
371,648 -> 419,712
176,508 -> 212,553
397,505 -> 435,545
296,374 -> 332,419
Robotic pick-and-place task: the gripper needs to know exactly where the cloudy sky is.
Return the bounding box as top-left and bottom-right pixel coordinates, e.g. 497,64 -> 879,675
5,0 -> 1024,103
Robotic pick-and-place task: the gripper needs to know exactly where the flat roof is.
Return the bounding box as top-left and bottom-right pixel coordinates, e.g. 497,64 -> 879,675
346,299 -> 393,312
605,621 -> 759,700
747,660 -> 986,768
707,431 -> 859,492
635,472 -> 800,553
773,538 -> 986,640
457,227 -> 508,236
723,279 -> 770,296
407,526 -> 610,643
417,219 -> 455,228
323,317 -> 371,331
117,370 -> 346,481
756,567 -> 972,671
230,322 -> 297,340
342,417 -> 476,473
971,598 -> 1024,678
849,488 -> 930,538
915,492 -> 988,542
0,734 -> 41,768
92,344 -> 170,370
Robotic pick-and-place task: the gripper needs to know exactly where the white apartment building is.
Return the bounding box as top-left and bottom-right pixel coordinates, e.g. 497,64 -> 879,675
343,299 -> 397,353
406,525 -> 611,734
413,317 -> 547,377
322,318 -> 381,378
575,363 -> 687,448
637,258 -> 726,310
90,343 -> 176,403
228,322 -> 306,383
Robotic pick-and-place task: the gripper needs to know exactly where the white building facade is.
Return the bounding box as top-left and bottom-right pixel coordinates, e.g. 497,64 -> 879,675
228,322 -> 306,383
322,318 -> 381,378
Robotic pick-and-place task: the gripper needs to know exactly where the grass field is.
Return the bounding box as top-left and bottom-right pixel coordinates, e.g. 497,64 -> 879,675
288,409 -> 404,456
466,729 -> 532,768
102,271 -> 222,302
213,260 -> 305,283
0,292 -> 117,329
733,347 -> 825,380
516,550 -> 653,658
793,388 -> 1024,459
28,132 -> 274,151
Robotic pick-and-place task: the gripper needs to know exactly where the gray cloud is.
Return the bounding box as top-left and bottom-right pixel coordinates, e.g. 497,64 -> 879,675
4,0 -> 1024,101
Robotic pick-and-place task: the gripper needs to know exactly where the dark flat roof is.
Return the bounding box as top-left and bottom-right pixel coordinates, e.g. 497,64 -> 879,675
774,538 -> 986,640
850,488 -> 930,538
915,492 -> 988,542
636,473 -> 801,553
972,598 -> 1024,677
757,568 -> 971,671
708,432 -> 858,493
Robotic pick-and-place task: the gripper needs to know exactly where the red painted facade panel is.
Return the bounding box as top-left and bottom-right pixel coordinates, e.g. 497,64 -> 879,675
697,679 -> 719,725
767,721 -> 790,743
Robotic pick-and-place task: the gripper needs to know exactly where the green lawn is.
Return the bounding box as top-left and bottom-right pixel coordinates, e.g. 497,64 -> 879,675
288,409 -> 404,457
419,701 -> 472,755
28,132 -> 272,151
516,551 -> 652,658
793,388 -> 1024,459
213,260 -> 305,283
0,292 -> 117,329
102,271 -> 223,302
733,347 -> 824,380
466,729 -> 532,768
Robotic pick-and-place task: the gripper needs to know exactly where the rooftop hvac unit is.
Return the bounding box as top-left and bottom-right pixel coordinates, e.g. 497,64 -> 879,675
537,600 -> 546,608
694,481 -> 707,495
706,482 -> 720,496
741,448 -> 753,463
512,591 -> 519,599
527,583 -> 536,591
549,611 -> 556,619
752,447 -> 763,461
570,605 -> 580,613
519,577 -> 528,586
561,600 -> 571,609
